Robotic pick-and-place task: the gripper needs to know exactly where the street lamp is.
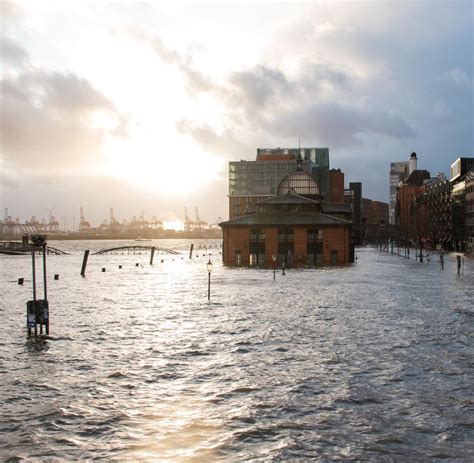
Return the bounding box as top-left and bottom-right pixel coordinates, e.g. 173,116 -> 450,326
206,259 -> 213,300
272,254 -> 277,280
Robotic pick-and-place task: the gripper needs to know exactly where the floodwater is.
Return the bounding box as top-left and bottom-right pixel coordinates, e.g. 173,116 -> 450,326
1,240 -> 473,461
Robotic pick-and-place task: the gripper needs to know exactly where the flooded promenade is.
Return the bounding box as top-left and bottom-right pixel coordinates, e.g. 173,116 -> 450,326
1,240 -> 473,461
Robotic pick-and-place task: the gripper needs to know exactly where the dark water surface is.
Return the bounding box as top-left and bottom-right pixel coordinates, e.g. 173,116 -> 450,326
1,240 -> 473,461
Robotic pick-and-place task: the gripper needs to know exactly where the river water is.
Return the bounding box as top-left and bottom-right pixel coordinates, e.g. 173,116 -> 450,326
1,240 -> 473,461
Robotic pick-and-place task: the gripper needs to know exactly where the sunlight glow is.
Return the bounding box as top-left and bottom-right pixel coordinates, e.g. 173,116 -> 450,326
163,220 -> 184,230
104,135 -> 224,196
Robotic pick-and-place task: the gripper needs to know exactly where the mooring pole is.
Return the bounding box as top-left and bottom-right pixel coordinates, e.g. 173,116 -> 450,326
32,247 -> 37,303
81,250 -> 90,277
208,271 -> 211,301
30,246 -> 37,336
42,243 -> 48,301
189,243 -> 194,259
150,246 -> 155,265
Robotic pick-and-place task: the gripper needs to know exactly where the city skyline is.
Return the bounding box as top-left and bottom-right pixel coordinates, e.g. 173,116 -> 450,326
1,1 -> 472,227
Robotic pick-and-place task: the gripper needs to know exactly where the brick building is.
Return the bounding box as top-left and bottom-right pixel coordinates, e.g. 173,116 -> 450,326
361,199 -> 389,226
220,166 -> 352,267
424,176 -> 452,249
466,171 -> 474,250
396,169 -> 430,237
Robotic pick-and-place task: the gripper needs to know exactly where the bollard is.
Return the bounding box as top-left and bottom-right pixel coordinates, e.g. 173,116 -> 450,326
102,268 -> 106,272
150,246 -> 155,265
54,274 -> 59,280
457,255 -> 461,274
81,250 -> 90,277
18,278 -> 24,285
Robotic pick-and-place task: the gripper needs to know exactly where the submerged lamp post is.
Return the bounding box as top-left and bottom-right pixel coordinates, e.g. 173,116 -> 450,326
272,253 -> 277,280
207,259 -> 213,300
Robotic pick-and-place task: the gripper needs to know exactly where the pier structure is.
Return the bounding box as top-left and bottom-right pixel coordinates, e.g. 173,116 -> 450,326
92,245 -> 180,256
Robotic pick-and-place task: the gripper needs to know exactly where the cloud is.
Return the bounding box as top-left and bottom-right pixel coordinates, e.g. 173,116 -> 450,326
0,0 -> 23,21
0,39 -> 128,169
0,35 -> 28,67
443,68 -> 473,88
130,28 -> 214,93
176,119 -> 248,159
227,65 -> 292,109
176,61 -> 414,151
269,102 -> 415,148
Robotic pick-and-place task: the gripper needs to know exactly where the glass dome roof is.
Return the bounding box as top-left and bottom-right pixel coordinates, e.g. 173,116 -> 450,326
277,170 -> 320,196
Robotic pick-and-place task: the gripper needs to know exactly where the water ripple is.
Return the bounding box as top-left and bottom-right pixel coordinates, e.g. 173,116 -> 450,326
1,242 -> 473,460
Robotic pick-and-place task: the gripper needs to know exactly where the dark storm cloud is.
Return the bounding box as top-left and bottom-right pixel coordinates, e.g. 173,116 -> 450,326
175,61 -> 414,152
0,39 -> 128,169
270,102 -> 415,148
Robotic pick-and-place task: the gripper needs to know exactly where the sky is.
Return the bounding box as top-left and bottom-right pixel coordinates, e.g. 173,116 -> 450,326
1,0 -> 472,229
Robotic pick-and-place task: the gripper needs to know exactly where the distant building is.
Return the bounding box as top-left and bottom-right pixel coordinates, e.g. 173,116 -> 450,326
396,168 -> 431,236
424,175 -> 452,249
466,170 -> 474,250
450,157 -> 474,182
450,158 -> 474,251
344,182 -> 388,244
361,199 -> 389,226
389,152 -> 417,224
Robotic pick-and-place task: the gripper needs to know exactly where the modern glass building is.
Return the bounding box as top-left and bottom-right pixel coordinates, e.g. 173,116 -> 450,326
389,161 -> 410,225
229,147 -> 330,219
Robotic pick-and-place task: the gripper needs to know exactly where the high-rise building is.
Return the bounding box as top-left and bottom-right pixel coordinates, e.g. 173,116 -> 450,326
389,152 -> 417,225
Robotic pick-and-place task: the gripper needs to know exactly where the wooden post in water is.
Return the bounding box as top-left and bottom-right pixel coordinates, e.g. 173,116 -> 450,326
29,246 -> 37,336
42,243 -> 48,335
81,250 -> 90,277
189,243 -> 194,259
150,246 -> 155,265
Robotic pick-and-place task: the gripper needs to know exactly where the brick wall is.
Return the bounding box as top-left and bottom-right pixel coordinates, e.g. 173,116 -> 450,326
323,226 -> 348,263
223,225 -> 350,266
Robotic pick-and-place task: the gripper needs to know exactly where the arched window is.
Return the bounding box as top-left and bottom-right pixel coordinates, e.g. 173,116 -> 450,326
307,228 -> 323,266
278,228 -> 294,266
249,228 -> 265,267
235,249 -> 242,266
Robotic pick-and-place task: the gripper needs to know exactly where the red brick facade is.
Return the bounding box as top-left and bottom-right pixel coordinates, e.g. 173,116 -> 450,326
222,225 -> 350,267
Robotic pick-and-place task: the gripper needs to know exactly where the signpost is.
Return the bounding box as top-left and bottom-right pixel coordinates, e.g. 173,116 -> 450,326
26,235 -> 49,336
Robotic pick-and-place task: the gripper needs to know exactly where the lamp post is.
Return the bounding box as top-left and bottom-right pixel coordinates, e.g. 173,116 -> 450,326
272,254 -> 277,280
206,259 -> 213,300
